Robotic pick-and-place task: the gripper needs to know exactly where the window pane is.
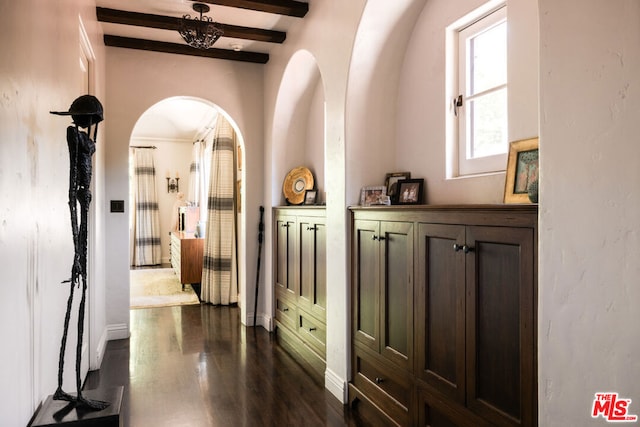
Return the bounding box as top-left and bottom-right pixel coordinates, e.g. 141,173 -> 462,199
467,88 -> 507,159
469,21 -> 507,96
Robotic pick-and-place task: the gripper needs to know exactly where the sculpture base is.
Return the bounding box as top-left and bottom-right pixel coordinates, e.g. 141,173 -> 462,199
31,387 -> 123,427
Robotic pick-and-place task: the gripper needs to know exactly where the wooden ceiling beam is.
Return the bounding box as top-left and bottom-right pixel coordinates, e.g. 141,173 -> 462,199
197,0 -> 308,18
104,35 -> 269,64
97,7 -> 286,43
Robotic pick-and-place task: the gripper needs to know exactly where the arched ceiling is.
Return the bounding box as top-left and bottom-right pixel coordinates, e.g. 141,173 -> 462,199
130,97 -> 218,143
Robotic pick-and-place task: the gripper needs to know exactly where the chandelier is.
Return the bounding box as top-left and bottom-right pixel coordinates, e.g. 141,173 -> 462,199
179,3 -> 224,50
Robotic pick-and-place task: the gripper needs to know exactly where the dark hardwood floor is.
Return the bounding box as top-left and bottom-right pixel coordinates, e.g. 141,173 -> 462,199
85,304 -> 372,426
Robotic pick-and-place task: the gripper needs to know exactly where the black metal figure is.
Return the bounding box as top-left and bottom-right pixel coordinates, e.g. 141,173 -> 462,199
50,95 -> 108,410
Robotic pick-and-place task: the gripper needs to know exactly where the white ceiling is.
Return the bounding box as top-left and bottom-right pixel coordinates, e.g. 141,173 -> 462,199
97,0 -> 305,144
96,0 -> 301,53
130,97 -> 218,144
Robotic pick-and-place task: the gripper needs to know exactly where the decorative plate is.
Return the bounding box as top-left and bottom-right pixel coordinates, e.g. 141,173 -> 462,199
283,166 -> 314,205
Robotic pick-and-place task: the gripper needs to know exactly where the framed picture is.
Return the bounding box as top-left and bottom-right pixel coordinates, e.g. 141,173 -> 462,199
303,189 -> 317,205
397,179 -> 424,205
360,186 -> 387,206
384,172 -> 411,204
504,137 -> 539,203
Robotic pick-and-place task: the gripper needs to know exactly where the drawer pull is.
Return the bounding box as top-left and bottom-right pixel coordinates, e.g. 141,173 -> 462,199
308,327 -> 317,331
372,235 -> 386,241
375,377 -> 384,384
282,308 -> 289,312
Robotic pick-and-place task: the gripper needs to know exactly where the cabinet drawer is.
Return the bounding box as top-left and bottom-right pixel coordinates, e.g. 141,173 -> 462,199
353,347 -> 411,423
275,295 -> 296,331
297,310 -> 326,356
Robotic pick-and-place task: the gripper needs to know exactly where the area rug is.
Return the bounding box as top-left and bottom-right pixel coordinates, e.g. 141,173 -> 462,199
130,268 -> 200,309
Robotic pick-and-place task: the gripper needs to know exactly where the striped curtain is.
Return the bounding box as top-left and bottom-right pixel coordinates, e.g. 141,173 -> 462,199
188,140 -> 205,206
131,148 -> 162,266
201,115 -> 238,305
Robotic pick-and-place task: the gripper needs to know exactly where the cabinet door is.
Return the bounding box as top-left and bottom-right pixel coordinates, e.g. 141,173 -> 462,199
380,221 -> 414,370
274,215 -> 297,298
353,220 -> 380,352
465,226 -> 535,427
298,217 -> 326,319
416,224 -> 466,402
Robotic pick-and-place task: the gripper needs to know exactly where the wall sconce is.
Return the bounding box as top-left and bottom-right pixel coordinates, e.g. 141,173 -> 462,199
166,171 -> 180,193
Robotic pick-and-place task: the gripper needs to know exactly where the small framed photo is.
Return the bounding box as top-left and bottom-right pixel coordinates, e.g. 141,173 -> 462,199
504,137 -> 539,204
360,186 -> 387,206
303,189 -> 318,205
397,179 -> 425,205
384,172 -> 411,204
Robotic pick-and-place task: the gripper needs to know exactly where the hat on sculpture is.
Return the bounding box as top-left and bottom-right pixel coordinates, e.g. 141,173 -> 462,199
51,95 -> 104,128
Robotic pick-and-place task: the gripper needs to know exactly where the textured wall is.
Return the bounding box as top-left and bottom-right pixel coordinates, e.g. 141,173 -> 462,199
0,1 -> 107,425
539,0 -> 640,424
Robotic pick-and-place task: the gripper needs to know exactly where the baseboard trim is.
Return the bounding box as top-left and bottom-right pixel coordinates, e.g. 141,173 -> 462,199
246,313 -> 272,331
106,323 -> 130,341
92,328 -> 108,370
325,367 -> 347,404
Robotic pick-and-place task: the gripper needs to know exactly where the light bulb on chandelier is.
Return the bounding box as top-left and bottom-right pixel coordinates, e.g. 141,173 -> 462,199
179,3 -> 224,50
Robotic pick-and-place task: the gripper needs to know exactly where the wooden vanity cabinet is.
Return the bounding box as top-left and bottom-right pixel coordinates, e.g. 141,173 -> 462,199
349,205 -> 537,427
170,231 -> 204,287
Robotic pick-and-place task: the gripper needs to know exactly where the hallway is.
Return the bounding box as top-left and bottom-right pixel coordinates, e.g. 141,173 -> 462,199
84,305 -> 368,426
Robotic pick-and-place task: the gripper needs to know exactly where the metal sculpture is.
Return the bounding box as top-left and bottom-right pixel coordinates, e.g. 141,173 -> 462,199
50,95 -> 108,410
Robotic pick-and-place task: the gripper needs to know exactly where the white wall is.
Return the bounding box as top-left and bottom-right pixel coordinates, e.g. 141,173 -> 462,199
0,1 -> 108,425
539,0 -> 640,424
305,78 -> 326,203
129,141 -> 193,264
395,0 -> 539,204
104,47 -> 264,333
264,0 -> 368,401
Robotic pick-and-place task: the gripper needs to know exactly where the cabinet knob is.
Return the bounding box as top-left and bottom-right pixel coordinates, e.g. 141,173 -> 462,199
282,308 -> 289,312
453,243 -> 474,253
372,235 -> 387,241
374,377 -> 384,384
307,226 -> 316,231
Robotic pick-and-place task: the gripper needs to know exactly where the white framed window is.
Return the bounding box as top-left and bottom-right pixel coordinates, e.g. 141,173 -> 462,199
448,3 -> 507,177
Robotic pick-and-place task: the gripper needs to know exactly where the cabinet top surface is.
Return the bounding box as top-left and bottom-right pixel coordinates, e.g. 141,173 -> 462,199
171,231 -> 203,240
349,204 -> 537,227
349,203 -> 536,212
273,205 -> 326,210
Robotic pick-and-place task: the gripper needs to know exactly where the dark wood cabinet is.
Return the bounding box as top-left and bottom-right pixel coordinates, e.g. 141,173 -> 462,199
273,207 -> 327,382
464,225 -> 536,426
416,223 -> 466,403
351,218 -> 414,425
349,205 -> 537,427
297,216 -> 327,320
274,214 -> 296,299
170,231 -> 204,287
353,219 -> 414,370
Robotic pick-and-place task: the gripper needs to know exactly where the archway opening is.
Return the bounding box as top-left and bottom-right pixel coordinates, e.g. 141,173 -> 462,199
127,96 -> 246,311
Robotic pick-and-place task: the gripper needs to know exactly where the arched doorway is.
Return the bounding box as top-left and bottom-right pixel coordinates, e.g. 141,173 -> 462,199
127,96 -> 246,311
